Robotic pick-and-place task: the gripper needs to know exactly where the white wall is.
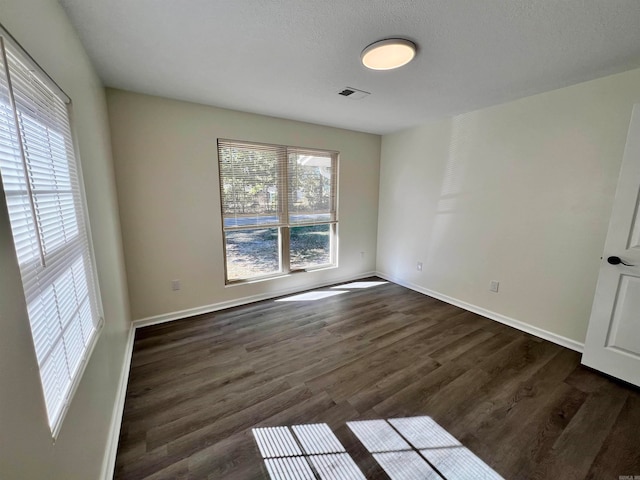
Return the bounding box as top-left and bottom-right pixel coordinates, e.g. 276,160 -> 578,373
377,68 -> 640,344
106,89 -> 381,321
0,1 -> 131,479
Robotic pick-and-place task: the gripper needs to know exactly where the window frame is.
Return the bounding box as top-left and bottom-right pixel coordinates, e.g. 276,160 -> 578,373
217,139 -> 339,284
0,27 -> 104,438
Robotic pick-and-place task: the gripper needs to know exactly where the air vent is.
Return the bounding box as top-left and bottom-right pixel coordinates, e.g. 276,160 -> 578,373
338,87 -> 370,100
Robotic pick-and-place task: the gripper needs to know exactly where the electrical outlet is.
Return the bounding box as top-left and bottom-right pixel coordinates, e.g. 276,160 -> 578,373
416,262 -> 423,272
489,280 -> 499,293
360,251 -> 365,259
171,279 -> 181,291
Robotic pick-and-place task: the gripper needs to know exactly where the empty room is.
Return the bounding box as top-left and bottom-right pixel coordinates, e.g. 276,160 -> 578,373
1,1 -> 640,479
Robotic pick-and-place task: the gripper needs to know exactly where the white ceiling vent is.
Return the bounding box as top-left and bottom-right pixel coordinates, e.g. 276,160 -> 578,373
338,87 -> 370,100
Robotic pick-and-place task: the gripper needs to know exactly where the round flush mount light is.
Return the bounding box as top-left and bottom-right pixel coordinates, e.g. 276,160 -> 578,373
361,38 -> 416,71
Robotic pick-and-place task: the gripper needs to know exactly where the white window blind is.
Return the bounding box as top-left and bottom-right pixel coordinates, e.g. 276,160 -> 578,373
287,148 -> 337,226
218,140 -> 338,230
218,140 -> 287,230
0,32 -> 103,436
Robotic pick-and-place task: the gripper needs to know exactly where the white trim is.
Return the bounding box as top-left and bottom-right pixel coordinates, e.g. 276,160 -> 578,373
134,271 -> 376,327
100,325 -> 135,480
376,271 -> 584,353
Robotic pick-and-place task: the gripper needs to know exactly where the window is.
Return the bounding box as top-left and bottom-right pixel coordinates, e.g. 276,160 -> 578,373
0,31 -> 102,436
217,139 -> 338,283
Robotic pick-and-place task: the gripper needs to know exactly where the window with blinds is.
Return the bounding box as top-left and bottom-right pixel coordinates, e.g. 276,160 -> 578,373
218,139 -> 338,282
0,31 -> 103,437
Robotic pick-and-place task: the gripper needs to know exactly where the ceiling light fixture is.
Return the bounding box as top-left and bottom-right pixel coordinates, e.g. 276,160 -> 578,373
361,38 -> 416,71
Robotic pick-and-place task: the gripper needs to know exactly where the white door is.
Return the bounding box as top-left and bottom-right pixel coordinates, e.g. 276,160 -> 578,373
582,104 -> 640,387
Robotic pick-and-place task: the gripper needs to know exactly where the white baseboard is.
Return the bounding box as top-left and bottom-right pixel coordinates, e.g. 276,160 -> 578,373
376,271 -> 584,353
133,271 -> 376,328
101,325 -> 135,480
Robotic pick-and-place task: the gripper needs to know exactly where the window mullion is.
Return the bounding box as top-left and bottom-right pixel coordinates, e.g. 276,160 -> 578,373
280,226 -> 290,274
280,147 -> 290,273
331,223 -> 337,266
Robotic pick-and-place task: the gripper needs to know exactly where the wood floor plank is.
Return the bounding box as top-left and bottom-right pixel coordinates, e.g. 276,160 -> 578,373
530,385 -> 629,480
346,355 -> 443,414
586,394 -> 640,479
145,378 -> 293,451
114,278 -> 640,480
457,347 -> 580,439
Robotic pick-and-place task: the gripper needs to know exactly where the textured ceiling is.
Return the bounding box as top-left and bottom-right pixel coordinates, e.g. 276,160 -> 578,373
59,0 -> 640,134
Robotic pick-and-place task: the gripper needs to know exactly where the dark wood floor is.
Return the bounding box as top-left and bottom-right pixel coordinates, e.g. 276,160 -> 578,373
114,278 -> 640,479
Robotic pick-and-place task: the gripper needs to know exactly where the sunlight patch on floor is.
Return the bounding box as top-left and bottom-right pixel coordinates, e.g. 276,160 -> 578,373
276,290 -> 347,302
331,281 -> 389,289
253,416 -> 504,480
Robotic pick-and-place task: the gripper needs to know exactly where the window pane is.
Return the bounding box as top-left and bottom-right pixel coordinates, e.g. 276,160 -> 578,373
290,224 -> 331,270
290,213 -> 331,224
224,214 -> 280,229
219,143 -> 283,228
225,227 -> 280,281
288,152 -> 335,224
